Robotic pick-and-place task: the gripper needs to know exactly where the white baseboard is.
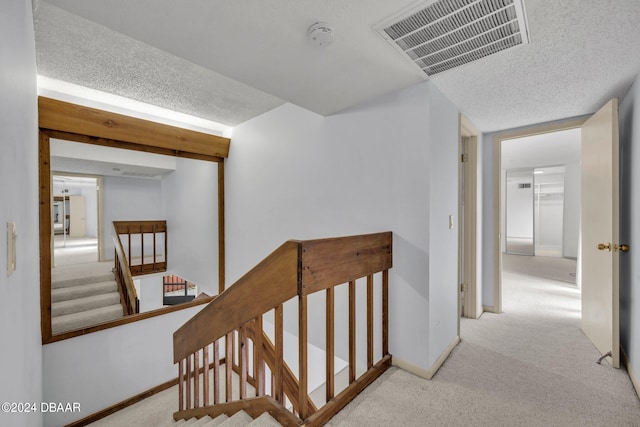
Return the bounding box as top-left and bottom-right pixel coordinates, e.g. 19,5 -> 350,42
483,305 -> 497,313
621,346 -> 640,399
393,335 -> 460,380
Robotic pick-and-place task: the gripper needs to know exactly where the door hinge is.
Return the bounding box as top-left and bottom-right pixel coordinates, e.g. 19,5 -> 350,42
461,154 -> 468,163
460,283 -> 468,292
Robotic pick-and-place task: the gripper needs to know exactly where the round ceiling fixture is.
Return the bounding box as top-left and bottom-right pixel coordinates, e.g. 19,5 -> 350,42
307,22 -> 334,47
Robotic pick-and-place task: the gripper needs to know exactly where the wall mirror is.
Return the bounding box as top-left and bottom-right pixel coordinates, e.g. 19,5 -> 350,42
39,97 -> 230,343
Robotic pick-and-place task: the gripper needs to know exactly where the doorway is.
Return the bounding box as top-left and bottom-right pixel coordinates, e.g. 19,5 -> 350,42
493,119 -> 586,314
52,173 -> 103,267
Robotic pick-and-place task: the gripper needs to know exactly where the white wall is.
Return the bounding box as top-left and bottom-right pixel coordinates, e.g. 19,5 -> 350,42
81,183 -> 99,237
42,305 -> 206,426
619,72 -> 640,392
161,158 -> 218,295
0,2 -> 42,426
102,176 -> 163,257
427,86 -> 460,364
227,81 -> 460,373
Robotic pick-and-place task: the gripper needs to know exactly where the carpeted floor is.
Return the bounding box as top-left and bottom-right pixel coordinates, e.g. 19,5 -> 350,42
327,255 -> 640,426
54,235 -> 99,266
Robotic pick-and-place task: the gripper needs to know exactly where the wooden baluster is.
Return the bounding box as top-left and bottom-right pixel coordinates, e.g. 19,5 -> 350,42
326,286 -> 335,402
203,345 -> 210,406
127,228 -> 132,268
194,349 -> 200,408
298,294 -> 308,419
152,224 -> 157,270
225,332 -> 233,402
274,304 -> 284,404
349,280 -> 356,384
382,269 -> 389,356
164,229 -> 168,270
178,359 -> 184,411
140,225 -> 144,268
213,340 -> 220,404
239,326 -> 248,399
367,274 -> 374,369
254,316 -> 265,396
186,354 -> 192,409
271,373 -> 275,397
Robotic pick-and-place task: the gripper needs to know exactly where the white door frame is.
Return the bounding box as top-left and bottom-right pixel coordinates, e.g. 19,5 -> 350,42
459,114 -> 481,322
492,117 -> 587,313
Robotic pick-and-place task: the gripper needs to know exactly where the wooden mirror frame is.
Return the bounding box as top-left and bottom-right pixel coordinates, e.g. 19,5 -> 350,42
39,97 -> 230,344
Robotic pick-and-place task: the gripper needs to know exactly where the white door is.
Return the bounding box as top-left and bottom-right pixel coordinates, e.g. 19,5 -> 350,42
581,98 -> 620,368
69,195 -> 86,237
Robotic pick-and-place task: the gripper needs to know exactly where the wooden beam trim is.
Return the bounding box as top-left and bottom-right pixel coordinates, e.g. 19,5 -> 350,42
39,131 -> 53,342
218,161 -> 226,293
38,97 -> 230,158
41,129 -> 225,163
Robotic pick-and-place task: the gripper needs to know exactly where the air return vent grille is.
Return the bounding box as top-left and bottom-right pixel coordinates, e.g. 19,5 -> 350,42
377,0 -> 530,76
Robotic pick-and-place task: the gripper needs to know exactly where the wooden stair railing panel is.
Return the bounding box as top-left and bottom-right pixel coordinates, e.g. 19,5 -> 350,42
173,240 -> 300,363
173,232 -> 393,426
113,220 -> 167,276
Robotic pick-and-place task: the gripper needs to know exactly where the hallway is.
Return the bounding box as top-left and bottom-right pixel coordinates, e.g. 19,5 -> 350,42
327,255 -> 640,426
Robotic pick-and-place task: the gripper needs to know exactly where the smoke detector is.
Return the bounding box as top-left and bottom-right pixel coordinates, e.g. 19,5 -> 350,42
307,22 -> 335,47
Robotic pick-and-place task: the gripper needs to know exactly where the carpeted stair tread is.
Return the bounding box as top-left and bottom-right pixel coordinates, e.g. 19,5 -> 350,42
51,304 -> 123,335
249,413 -> 280,426
52,292 -> 121,317
51,281 -> 117,302
180,416 -> 210,426
190,416 -> 215,426
218,411 -> 253,427
52,273 -> 115,289
205,414 -> 229,426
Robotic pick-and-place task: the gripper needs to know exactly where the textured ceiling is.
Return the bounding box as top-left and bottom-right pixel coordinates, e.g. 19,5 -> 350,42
34,2 -> 285,127
502,128 -> 581,170
35,0 -> 640,132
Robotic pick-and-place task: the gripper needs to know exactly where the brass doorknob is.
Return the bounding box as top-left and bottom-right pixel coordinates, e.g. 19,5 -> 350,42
597,243 -> 611,251
620,244 -> 630,253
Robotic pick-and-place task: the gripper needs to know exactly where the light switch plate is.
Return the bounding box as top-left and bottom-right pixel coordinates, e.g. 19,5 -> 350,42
7,222 -> 16,276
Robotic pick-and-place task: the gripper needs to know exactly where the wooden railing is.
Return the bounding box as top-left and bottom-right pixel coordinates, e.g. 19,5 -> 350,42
163,274 -> 197,306
113,220 -> 167,275
173,232 -> 392,426
112,223 -> 139,316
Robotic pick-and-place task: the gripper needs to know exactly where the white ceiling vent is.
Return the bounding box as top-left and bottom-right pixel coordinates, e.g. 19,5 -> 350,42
377,0 -> 530,77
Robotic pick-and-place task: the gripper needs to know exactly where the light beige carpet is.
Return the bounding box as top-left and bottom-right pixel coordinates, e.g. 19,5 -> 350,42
327,257 -> 640,426
54,235 -> 99,266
